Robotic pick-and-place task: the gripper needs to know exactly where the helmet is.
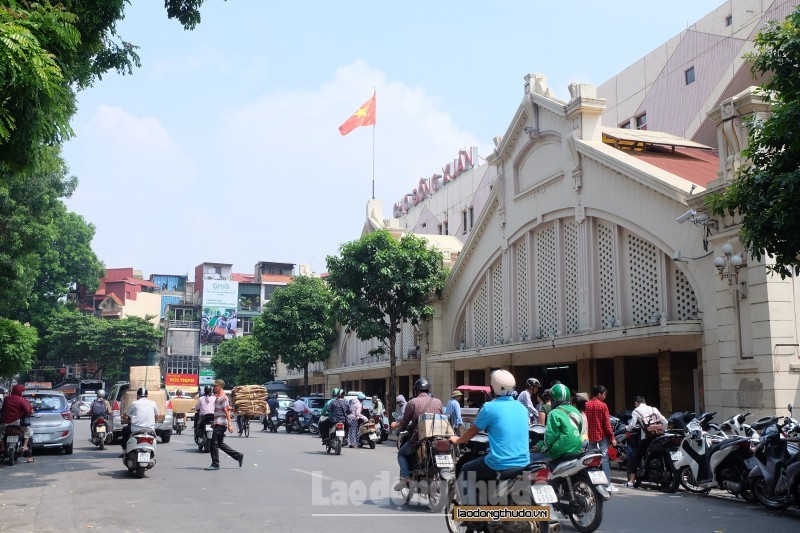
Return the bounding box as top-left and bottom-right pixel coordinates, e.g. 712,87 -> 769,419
176,389 -> 183,396
97,389 -> 106,398
358,393 -> 366,401
526,378 -> 541,389
136,387 -> 148,397
490,369 -> 516,397
337,389 -> 346,398
413,378 -> 431,393
550,383 -> 570,403
332,387 -> 340,397
204,386 -> 213,396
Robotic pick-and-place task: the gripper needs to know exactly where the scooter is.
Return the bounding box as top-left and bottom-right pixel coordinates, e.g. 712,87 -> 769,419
2,424 -> 25,465
285,408 -> 310,433
396,423 -> 457,512
371,413 -> 389,443
194,413 -> 214,453
324,420 -> 346,455
673,413 -> 756,501
718,412 -> 759,440
445,430 -> 558,533
633,427 -> 683,492
90,416 -> 113,450
173,412 -> 187,435
748,405 -> 800,510
122,428 -> 157,478
309,412 -> 320,435
357,419 -> 379,449
530,424 -> 609,533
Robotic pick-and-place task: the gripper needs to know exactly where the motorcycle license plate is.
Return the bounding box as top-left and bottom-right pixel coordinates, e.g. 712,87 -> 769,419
336,430 -> 345,437
33,434 -> 43,444
96,428 -> 105,435
205,425 -> 213,432
588,470 -> 608,485
670,451 -> 683,461
137,452 -> 150,463
271,417 -> 277,422
745,457 -> 758,470
6,436 -> 19,444
435,455 -> 454,467
369,433 -> 378,440
531,484 -> 558,504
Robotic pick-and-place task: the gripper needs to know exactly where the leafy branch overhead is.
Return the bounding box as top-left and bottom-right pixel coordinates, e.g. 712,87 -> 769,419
710,5 -> 800,277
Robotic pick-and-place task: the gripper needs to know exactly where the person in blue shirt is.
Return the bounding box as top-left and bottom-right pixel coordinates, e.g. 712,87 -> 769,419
449,370 -> 530,505
447,390 -> 464,435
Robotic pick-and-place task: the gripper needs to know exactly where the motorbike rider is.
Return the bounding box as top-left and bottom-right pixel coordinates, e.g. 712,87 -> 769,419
288,395 -> 307,427
529,383 -> 584,462
120,388 -> 159,456
0,384 -> 34,461
448,370 -> 530,505
396,394 -> 407,418
320,389 -> 351,443
626,395 -> 668,485
266,393 -> 280,426
89,390 -> 112,437
318,388 -> 340,440
371,395 -> 384,418
194,386 -> 216,437
392,378 -> 443,490
517,377 -> 541,422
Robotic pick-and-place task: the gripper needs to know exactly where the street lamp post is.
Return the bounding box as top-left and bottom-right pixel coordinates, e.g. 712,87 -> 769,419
714,243 -> 748,358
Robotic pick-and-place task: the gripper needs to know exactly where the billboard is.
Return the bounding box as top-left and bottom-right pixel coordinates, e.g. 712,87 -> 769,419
201,280 -> 238,344
165,373 -> 199,389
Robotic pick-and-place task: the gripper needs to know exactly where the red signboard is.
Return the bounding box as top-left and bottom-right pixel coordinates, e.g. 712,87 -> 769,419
165,373 -> 199,388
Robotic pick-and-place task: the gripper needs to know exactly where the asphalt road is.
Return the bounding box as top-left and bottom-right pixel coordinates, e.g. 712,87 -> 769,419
1,419 -> 799,532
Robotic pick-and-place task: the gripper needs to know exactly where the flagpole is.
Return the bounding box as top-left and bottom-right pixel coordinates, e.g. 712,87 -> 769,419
372,88 -> 376,200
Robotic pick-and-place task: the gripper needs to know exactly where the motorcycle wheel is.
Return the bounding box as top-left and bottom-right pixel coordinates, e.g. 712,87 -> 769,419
176,428 -> 182,435
335,438 -> 342,456
310,424 -> 319,435
678,466 -> 709,494
369,439 -> 376,450
661,465 -> 680,494
444,484 -> 484,533
244,424 -> 250,438
426,470 -> 446,512
203,441 -> 210,453
739,481 -> 757,504
285,424 -> 292,433
7,448 -> 16,466
568,476 -> 604,533
99,438 -> 105,451
271,424 -> 277,433
134,466 -> 146,479
753,477 -> 789,510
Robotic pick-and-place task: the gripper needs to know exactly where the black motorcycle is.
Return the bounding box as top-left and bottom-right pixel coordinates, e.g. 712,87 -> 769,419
748,406 -> 800,510
2,424 -> 25,465
633,428 -> 683,492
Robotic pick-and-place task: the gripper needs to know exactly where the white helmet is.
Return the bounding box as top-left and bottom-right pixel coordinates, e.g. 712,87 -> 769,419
97,389 -> 106,398
490,370 -> 516,397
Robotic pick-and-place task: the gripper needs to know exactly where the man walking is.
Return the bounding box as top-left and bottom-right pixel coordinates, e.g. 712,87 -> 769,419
585,385 -> 618,492
206,380 -> 244,470
447,390 -> 464,435
517,378 -> 541,423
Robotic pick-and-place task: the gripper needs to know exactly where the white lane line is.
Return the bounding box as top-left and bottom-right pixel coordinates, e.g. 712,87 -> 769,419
291,468 -> 334,481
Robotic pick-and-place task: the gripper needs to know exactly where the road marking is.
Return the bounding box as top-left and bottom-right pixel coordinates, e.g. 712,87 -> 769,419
311,514 -> 439,517
292,469 -> 334,480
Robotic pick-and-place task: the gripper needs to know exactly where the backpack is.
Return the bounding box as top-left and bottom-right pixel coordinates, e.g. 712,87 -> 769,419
642,409 -> 665,439
91,399 -> 107,416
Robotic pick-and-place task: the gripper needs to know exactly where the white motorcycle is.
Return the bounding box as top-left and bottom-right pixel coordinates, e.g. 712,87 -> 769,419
123,428 -> 157,478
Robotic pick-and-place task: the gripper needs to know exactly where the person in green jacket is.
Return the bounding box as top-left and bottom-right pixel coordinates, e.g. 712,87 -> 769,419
530,383 -> 583,461
318,388 -> 340,440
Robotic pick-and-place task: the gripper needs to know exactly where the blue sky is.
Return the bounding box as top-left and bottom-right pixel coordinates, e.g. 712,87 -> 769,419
62,0 -> 726,278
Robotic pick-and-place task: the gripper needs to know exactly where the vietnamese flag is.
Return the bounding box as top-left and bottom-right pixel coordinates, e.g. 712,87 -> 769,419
338,93 -> 376,136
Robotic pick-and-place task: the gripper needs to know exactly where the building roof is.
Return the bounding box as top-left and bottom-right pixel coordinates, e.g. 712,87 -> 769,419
260,274 -> 293,283
602,127 -> 712,150
124,277 -> 160,289
104,293 -> 124,306
231,273 -> 255,282
623,146 -> 720,188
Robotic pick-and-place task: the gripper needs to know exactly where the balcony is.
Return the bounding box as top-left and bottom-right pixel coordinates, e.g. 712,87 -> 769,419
168,320 -> 201,330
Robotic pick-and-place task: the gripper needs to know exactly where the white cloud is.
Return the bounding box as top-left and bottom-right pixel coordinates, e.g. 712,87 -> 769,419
87,105 -> 180,154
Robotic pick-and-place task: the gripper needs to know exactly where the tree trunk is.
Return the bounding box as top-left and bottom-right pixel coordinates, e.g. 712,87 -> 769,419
304,364 -> 309,396
388,318 -> 398,416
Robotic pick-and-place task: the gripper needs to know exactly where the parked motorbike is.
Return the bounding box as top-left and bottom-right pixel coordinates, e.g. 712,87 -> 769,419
90,416 -> 113,450
530,424 -> 609,533
673,412 -> 756,501
718,412 -> 759,440
285,408 -> 311,433
324,420 -> 346,455
194,413 -> 214,453
309,412 -> 321,435
357,419 -> 379,449
396,424 -> 457,512
122,428 -> 157,478
173,412 -> 187,435
633,426 -> 683,492
445,431 -> 557,532
748,405 -> 800,510
2,424 -> 25,465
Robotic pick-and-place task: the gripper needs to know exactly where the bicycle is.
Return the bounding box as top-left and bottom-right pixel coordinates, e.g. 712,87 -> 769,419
237,415 -> 250,438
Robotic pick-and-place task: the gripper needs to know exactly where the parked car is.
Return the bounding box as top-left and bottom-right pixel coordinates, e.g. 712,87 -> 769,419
70,394 -> 97,419
22,390 -> 74,454
300,396 -> 330,416
275,397 -> 294,423
106,382 -> 174,443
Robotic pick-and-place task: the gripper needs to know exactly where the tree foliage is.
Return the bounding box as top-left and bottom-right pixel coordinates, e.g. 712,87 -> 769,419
211,335 -> 274,388
325,230 -> 445,412
41,311 -> 161,381
0,318 -> 38,378
254,276 -> 337,395
710,6 -> 800,277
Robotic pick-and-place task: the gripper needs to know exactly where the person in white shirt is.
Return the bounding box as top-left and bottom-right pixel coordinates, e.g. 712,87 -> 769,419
293,397 -> 307,414
516,378 -> 541,422
625,395 -> 668,487
121,388 -> 159,454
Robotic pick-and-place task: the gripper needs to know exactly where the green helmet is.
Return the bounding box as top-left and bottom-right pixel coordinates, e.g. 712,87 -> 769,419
331,388 -> 340,397
550,383 -> 570,403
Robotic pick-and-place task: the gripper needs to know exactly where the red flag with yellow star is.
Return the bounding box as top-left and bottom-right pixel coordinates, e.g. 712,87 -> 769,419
338,93 -> 376,135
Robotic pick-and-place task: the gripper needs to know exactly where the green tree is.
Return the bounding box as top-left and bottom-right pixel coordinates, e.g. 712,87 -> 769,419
254,276 -> 337,395
325,230 -> 446,412
211,336 -> 274,387
710,6 -> 800,277
0,318 -> 38,378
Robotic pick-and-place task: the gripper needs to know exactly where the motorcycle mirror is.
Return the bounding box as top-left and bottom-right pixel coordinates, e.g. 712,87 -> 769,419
789,404 -> 793,415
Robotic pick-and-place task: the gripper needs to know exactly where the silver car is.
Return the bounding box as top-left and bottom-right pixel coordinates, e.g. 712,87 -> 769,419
70,394 -> 97,419
22,390 -> 74,454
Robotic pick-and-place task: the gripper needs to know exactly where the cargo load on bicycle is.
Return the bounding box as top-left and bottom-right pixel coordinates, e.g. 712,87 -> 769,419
231,385 -> 267,417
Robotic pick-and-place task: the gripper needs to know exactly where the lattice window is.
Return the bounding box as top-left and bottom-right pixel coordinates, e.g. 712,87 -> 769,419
564,222 -> 580,334
536,226 -> 558,336
460,319 -> 467,349
402,320 -> 415,357
673,268 -> 698,321
492,262 -> 504,344
516,240 -> 530,340
473,283 -> 488,347
598,222 -> 617,328
626,233 -> 662,325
